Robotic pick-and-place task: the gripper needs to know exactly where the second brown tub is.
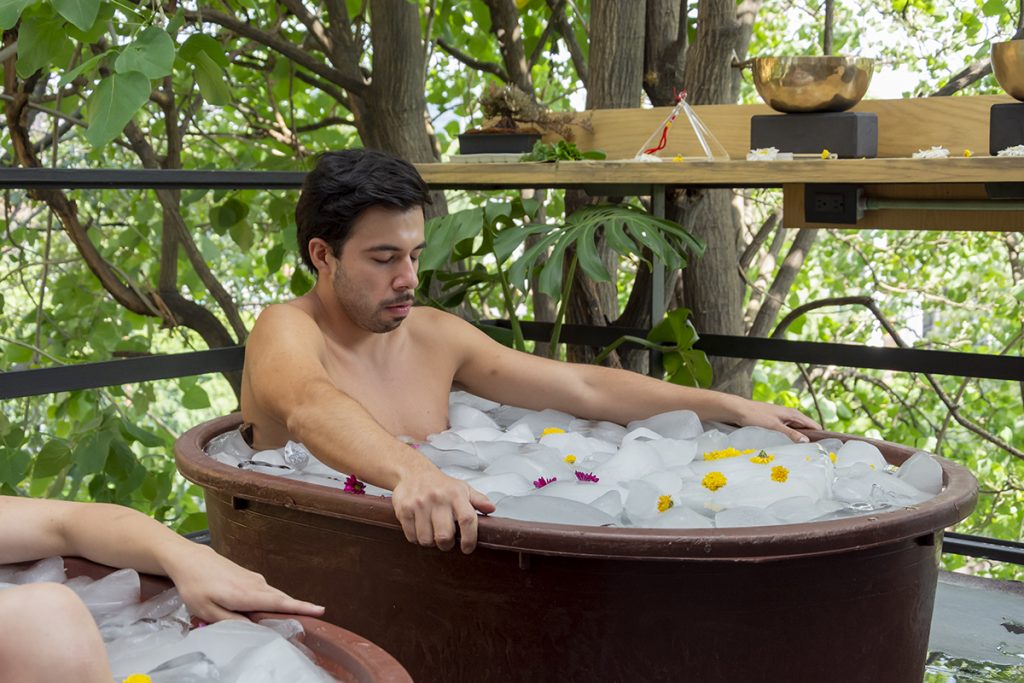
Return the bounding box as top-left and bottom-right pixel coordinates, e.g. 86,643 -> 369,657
176,415 -> 978,683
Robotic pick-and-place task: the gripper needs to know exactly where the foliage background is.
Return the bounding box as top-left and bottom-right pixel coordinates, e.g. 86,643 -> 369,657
0,0 -> 1020,579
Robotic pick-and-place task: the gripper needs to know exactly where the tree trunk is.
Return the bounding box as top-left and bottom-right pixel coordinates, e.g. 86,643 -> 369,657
566,0 -> 646,368
677,0 -> 751,396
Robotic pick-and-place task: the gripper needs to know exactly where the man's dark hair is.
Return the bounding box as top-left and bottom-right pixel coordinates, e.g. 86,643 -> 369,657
295,149 -> 431,273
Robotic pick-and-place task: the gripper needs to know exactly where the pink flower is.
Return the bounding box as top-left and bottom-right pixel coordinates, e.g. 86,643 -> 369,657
343,474 -> 366,494
574,471 -> 599,483
533,475 -> 557,489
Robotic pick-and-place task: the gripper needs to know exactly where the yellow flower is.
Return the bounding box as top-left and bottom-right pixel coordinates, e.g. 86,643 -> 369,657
702,471 -> 727,491
672,154 -> 685,162
749,450 -> 774,465
770,465 -> 789,483
963,149 -> 972,157
820,149 -> 830,159
564,454 -> 577,464
657,495 -> 674,512
829,452 -> 837,463
703,447 -> 754,461
541,427 -> 565,436
123,675 -> 152,683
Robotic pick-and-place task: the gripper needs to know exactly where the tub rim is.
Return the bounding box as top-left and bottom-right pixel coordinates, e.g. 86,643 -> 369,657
175,413 -> 979,563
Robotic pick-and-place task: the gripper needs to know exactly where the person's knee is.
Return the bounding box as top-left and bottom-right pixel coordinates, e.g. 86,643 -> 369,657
0,582 -> 112,681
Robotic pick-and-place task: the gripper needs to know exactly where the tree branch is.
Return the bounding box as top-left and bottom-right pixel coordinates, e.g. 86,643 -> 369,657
546,0 -> 588,86
182,7 -> 366,94
435,38 -> 508,80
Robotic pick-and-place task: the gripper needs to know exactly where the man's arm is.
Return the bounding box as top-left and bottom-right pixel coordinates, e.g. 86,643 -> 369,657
244,305 -> 494,553
0,496 -> 324,622
447,314 -> 819,442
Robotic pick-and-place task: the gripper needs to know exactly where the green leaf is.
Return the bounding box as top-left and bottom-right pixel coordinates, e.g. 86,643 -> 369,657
181,384 -> 211,410
265,243 -> 285,273
0,447 -> 31,487
167,8 -> 185,35
179,34 -> 229,67
64,0 -> 112,42
981,0 -> 1004,16
57,51 -> 108,89
0,0 -> 34,30
120,421 -> 164,448
33,440 -> 72,478
575,224 -> 612,283
115,26 -> 175,79
290,267 -> 313,296
229,220 -> 254,252
73,431 -> 112,475
16,13 -> 71,78
85,71 -> 152,148
193,50 -> 232,105
210,197 -> 249,230
52,0 -> 99,31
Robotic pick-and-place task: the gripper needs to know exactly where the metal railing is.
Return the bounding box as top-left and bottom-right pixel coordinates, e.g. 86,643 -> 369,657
0,167 -> 1020,565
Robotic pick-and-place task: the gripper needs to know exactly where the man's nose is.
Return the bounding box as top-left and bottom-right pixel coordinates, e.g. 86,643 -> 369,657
394,256 -> 419,290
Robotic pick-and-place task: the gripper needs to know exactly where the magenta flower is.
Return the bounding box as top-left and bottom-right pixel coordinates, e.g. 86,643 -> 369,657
533,475 -> 557,489
343,474 -> 366,494
575,471 -> 599,483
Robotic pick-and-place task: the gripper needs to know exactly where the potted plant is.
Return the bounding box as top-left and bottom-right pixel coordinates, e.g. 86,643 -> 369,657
458,84 -> 586,155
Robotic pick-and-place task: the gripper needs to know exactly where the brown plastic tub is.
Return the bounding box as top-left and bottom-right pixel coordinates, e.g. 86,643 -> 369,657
64,556 -> 412,683
176,415 -> 978,683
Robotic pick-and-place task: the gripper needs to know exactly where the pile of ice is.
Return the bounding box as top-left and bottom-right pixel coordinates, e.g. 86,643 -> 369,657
0,557 -> 334,682
207,392 -> 944,529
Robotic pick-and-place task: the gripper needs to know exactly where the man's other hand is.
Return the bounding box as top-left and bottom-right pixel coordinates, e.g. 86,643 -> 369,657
391,467 -> 496,554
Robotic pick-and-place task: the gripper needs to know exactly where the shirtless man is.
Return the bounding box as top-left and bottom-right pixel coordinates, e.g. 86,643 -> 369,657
241,149 -> 819,555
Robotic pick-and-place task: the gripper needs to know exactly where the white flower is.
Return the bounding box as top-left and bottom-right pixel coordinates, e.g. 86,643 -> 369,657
632,153 -> 665,162
912,146 -> 950,159
997,145 -> 1024,157
747,147 -> 780,161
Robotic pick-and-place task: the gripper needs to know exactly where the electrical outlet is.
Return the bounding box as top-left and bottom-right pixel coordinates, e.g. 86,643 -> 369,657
804,184 -> 864,224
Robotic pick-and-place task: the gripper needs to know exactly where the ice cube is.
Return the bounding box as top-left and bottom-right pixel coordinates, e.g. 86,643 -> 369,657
640,470 -> 683,496
206,430 -> 255,466
621,427 -> 663,443
649,438 -> 697,468
145,652 -> 220,683
568,419 -> 627,444
282,442 -> 312,469
624,480 -> 662,522
715,506 -> 780,528
13,556 -> 65,584
897,451 -> 943,495
834,440 -> 888,470
449,403 -> 499,430
590,490 -> 624,519
449,391 -> 500,412
767,496 -> 844,524
465,472 -> 533,497
593,440 -> 662,485
221,636 -> 334,683
535,480 -> 619,505
506,408 -> 576,438
725,425 -> 795,451
494,496 -> 617,527
626,410 -> 703,440
695,430 -> 730,457
73,568 -> 142,619
646,505 -> 714,529
539,431 -> 595,459
451,426 -> 507,443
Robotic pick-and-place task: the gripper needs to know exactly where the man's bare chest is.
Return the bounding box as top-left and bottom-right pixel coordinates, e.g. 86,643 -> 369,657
321,349 -> 453,439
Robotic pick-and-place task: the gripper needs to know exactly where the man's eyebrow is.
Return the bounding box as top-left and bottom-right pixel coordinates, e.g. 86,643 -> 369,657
364,242 -> 427,253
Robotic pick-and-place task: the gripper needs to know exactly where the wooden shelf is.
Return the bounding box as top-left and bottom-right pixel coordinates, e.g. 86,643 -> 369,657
419,156 -> 1024,190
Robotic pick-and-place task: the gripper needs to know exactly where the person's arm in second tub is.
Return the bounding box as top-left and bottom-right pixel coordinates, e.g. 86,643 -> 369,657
0,495 -> 325,623
447,314 -> 820,442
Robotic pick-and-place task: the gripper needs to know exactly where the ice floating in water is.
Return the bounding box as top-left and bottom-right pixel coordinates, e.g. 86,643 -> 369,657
0,558 -> 335,682
205,390 -> 946,530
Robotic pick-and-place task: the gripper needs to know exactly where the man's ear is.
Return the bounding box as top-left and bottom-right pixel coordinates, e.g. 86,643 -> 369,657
308,238 -> 335,277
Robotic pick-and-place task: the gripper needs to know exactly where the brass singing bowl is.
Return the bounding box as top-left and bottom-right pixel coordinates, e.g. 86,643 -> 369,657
992,40 -> 1024,102
752,56 -> 874,113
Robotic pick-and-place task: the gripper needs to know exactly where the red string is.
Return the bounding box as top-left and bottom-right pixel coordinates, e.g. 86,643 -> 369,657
642,89 -> 687,156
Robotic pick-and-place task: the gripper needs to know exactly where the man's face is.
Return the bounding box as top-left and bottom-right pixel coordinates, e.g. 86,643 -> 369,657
329,206 -> 425,333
